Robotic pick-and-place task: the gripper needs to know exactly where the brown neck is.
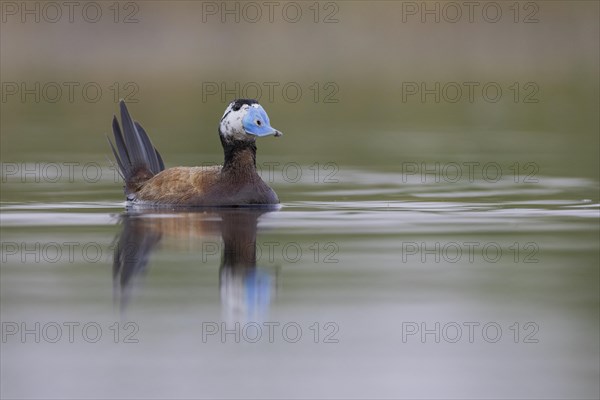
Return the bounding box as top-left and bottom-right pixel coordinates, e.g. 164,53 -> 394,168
220,140 -> 259,181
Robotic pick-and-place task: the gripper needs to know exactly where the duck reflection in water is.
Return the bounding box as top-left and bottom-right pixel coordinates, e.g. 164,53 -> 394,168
111,207 -> 279,322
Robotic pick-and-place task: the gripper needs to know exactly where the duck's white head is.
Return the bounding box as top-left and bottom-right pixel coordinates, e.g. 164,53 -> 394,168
219,99 -> 282,143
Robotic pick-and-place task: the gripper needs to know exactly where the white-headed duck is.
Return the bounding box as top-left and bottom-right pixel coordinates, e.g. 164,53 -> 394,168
108,99 -> 282,207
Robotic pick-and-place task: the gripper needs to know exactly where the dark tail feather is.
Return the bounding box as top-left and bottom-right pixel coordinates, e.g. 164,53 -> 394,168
107,100 -> 165,197
134,121 -> 165,171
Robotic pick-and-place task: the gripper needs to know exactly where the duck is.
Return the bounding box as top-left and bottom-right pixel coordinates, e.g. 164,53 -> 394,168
108,99 -> 282,207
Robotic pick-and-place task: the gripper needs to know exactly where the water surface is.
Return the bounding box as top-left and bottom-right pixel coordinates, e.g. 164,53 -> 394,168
1,166 -> 598,399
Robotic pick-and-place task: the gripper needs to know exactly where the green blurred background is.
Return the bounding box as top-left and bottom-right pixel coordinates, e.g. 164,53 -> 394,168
1,0 -> 598,181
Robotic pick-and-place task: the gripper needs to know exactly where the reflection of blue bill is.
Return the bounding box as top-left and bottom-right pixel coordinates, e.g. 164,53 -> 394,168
220,266 -> 277,323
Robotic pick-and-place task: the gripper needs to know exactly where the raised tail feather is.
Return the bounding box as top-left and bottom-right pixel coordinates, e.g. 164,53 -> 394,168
108,100 -> 165,199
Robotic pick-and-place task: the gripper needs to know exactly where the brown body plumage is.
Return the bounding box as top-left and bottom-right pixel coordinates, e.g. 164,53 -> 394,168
108,100 -> 281,207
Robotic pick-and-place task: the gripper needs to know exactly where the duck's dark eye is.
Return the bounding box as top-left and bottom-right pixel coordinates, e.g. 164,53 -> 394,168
256,120 -> 262,126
